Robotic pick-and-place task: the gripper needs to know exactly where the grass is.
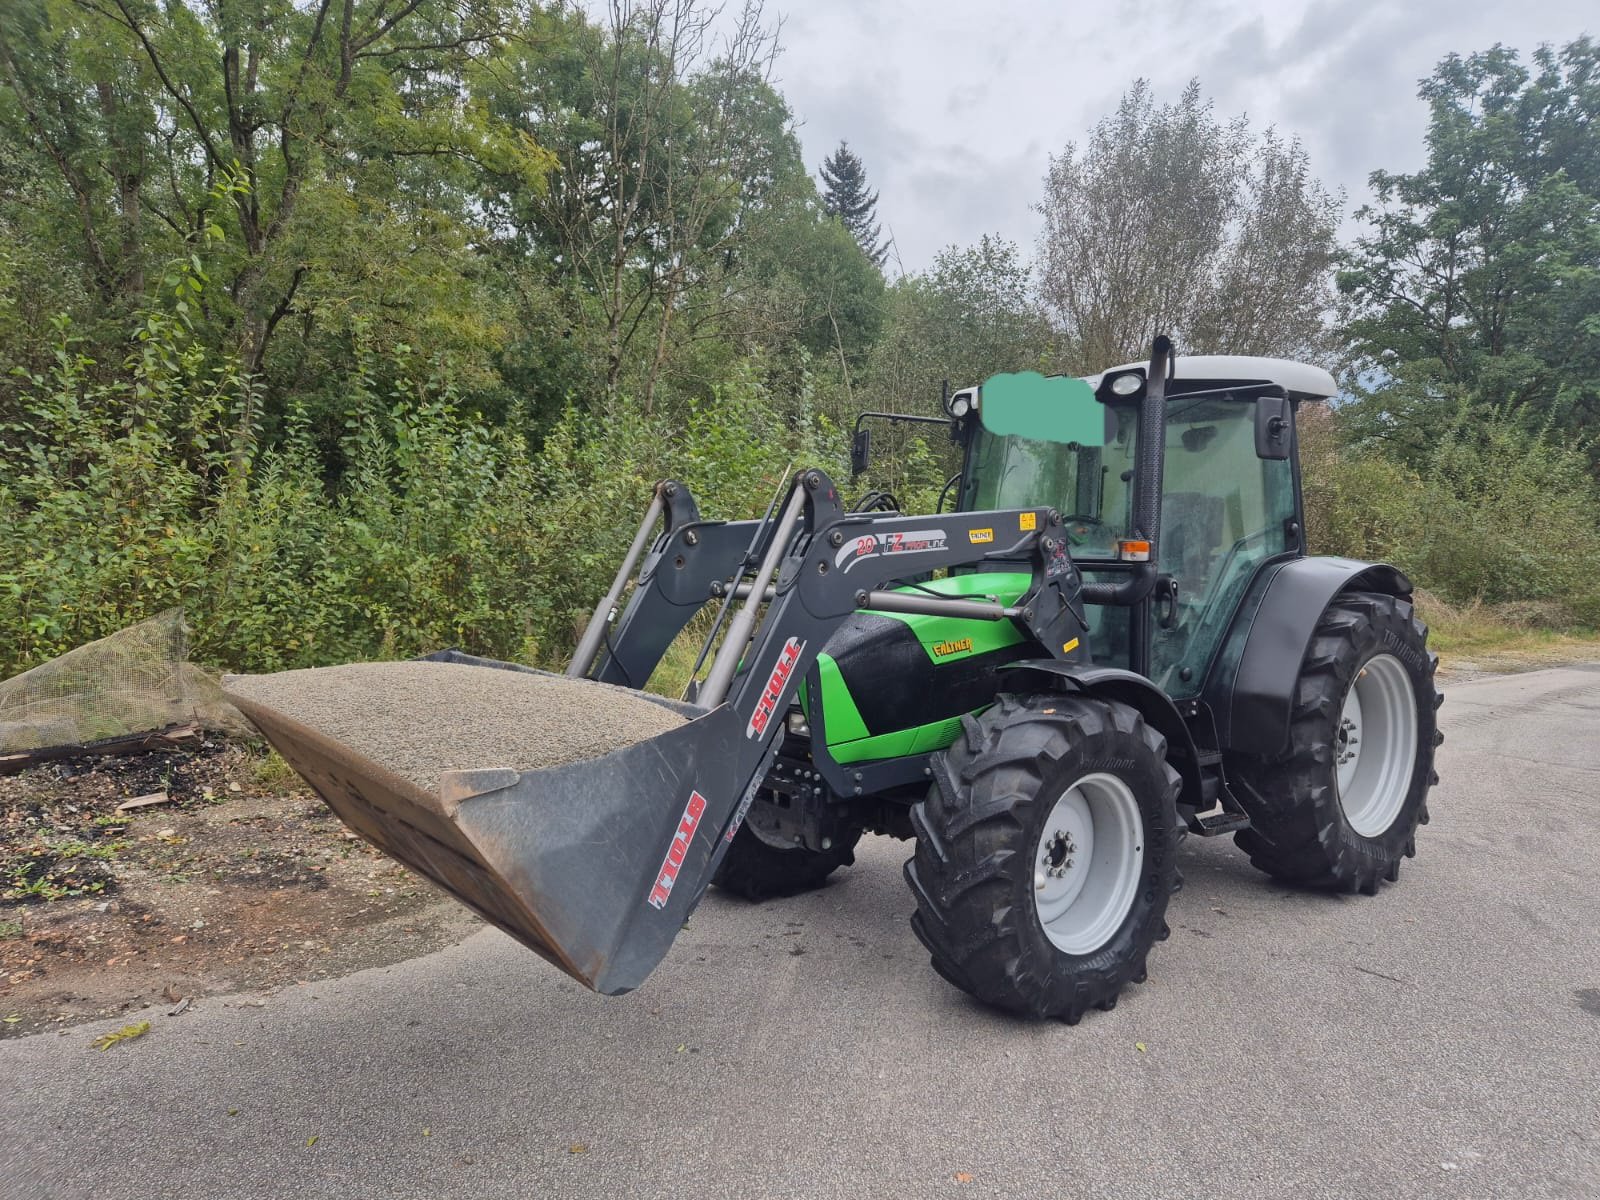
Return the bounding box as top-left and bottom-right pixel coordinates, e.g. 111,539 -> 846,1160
1418,591 -> 1600,673
7,873 -> 70,902
2,835 -> 121,903
250,748 -> 303,793
56,840 -> 126,862
643,610 -> 730,699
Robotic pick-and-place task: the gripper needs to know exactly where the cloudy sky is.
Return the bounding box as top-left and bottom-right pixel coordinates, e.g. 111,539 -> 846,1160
763,0 -> 1595,273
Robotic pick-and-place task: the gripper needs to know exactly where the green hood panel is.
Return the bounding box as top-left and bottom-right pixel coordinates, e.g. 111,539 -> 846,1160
799,572 -> 1032,765
877,571 -> 1031,662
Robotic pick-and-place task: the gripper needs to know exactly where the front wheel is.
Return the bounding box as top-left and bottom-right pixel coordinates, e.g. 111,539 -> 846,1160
712,820 -> 861,901
905,694 -> 1182,1022
1226,591 -> 1442,893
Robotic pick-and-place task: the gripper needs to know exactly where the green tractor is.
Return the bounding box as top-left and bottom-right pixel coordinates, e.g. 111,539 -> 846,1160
229,337 -> 1442,1023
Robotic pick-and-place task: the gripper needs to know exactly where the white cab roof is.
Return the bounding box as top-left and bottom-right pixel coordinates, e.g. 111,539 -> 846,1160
1086,354 -> 1338,400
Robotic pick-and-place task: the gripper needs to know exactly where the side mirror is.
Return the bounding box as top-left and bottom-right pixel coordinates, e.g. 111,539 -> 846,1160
1255,395 -> 1291,460
850,427 -> 871,477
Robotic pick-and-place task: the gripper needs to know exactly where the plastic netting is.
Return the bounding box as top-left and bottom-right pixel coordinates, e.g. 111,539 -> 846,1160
0,609 -> 250,754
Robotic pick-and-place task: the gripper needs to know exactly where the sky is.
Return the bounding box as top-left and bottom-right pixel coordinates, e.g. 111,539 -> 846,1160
762,0 -> 1596,274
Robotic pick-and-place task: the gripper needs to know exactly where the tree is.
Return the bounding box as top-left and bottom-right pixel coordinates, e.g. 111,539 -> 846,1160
504,0 -> 790,411
1337,39 -> 1600,459
866,235 -> 1057,404
0,0 -> 553,442
1035,80 -> 1341,371
819,140 -> 886,267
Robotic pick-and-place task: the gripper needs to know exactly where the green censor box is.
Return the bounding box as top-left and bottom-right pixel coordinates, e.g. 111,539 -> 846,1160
978,371 -> 1111,446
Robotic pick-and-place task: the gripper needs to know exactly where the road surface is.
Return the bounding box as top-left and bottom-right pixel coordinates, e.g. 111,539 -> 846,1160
4,666 -> 1599,1199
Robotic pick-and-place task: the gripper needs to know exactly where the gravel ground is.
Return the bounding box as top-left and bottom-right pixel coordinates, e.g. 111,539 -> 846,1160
226,662 -> 685,790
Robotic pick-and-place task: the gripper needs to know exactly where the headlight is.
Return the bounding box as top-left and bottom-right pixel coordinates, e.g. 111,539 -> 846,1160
947,387 -> 977,418
787,711 -> 811,738
1109,372 -> 1143,397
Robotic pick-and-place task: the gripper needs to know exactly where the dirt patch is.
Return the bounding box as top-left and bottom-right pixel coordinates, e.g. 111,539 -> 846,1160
1,738 -> 479,1038
1436,642 -> 1600,681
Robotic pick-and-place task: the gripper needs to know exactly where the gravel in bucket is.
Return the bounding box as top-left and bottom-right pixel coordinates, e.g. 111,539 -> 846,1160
226,661 -> 686,793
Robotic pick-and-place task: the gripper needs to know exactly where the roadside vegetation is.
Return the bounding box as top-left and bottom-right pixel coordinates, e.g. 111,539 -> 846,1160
1,4 -> 1597,677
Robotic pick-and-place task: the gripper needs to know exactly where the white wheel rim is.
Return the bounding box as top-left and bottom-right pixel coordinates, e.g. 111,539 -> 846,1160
1335,653 -> 1418,837
1032,772 -> 1144,956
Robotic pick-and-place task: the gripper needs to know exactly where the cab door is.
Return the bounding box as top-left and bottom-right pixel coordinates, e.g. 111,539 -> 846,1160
1150,396 -> 1299,696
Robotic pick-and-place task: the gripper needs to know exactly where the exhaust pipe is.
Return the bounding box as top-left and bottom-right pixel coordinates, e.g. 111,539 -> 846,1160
1080,335 -> 1172,609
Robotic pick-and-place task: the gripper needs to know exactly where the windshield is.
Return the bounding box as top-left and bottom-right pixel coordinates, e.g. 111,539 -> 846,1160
962,404 -> 1138,556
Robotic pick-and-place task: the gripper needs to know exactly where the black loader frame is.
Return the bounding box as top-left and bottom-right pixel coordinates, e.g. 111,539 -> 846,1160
234,466 -> 1092,996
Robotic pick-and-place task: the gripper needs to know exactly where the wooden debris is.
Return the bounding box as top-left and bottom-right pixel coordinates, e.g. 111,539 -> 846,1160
0,725 -> 201,777
115,790 -> 172,813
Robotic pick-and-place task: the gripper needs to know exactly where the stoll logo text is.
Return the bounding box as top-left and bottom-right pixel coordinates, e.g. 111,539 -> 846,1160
746,637 -> 806,738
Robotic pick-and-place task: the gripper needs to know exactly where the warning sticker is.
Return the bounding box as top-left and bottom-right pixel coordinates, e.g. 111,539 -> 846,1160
1019,512 -> 1037,531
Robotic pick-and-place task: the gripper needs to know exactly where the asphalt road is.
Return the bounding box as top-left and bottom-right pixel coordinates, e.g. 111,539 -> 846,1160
5,666 -> 1600,1200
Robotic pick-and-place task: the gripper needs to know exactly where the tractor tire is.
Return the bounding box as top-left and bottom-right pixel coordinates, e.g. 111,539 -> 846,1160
904,693 -> 1182,1022
712,821 -> 861,901
1226,591 -> 1441,894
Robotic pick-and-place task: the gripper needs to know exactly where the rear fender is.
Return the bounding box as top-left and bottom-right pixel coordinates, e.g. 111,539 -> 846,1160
1202,556 -> 1412,757
997,661 -> 1205,809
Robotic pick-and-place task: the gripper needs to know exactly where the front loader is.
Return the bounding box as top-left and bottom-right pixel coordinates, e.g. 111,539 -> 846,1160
227,337 -> 1442,1022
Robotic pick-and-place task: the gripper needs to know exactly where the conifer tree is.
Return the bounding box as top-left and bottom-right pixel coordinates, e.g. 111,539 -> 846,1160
819,141 -> 887,266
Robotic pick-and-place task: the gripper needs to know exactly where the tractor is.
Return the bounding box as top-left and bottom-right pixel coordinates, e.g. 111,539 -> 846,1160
228,337 -> 1442,1023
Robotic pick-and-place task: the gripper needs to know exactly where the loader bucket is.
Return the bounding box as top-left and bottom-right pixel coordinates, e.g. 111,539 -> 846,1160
223,655 -> 745,995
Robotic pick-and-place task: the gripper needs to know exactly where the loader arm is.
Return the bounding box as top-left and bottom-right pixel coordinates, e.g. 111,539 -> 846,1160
589,516 -> 761,690
579,468 -> 1086,810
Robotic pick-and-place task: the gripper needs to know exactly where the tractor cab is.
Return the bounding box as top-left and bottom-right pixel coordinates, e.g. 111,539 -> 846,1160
949,356 -> 1337,697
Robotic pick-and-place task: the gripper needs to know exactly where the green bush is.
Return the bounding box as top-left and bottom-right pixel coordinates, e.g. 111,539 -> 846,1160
0,307 -> 846,677
1411,411 -> 1600,621
9,251 -> 1597,683
1302,402 -> 1600,627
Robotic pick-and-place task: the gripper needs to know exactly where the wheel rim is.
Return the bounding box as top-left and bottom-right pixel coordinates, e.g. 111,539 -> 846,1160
1335,653 -> 1418,837
1032,772 -> 1144,956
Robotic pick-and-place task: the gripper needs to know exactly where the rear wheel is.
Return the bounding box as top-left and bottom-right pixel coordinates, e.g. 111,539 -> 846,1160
712,820 -> 861,901
905,694 -> 1182,1022
1226,592 -> 1441,893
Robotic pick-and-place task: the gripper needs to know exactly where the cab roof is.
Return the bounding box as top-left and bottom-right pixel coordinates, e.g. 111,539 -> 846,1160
1085,354 -> 1338,401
